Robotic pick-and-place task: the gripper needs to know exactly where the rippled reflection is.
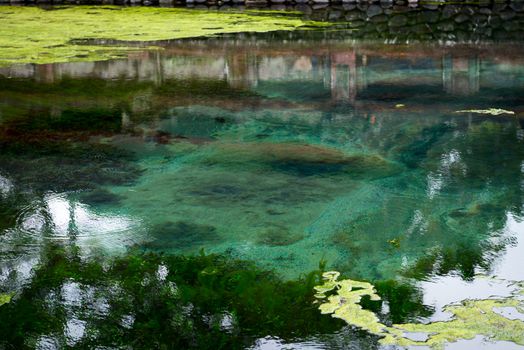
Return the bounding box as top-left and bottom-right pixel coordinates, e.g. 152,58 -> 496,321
0,192 -> 142,290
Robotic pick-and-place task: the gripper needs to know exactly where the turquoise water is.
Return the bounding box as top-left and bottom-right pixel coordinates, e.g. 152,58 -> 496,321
1,28 -> 524,348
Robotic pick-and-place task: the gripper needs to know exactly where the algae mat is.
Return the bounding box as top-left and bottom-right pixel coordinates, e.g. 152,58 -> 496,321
0,6 -> 325,66
315,272 -> 524,349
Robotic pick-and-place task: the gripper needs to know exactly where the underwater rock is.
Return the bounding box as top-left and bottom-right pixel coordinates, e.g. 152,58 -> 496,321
147,220 -> 219,250
0,139 -> 141,192
396,123 -> 452,168
78,189 -> 124,206
207,142 -> 399,178
257,227 -> 304,246
153,131 -> 172,145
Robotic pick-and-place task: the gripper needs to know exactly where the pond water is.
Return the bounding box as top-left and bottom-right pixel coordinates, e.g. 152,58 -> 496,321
1,5 -> 524,349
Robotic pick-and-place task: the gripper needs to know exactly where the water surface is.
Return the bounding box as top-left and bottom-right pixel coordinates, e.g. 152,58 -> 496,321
1,12 -> 524,348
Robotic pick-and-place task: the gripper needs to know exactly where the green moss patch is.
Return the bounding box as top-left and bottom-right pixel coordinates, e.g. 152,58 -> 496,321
0,6 -> 327,67
0,293 -> 13,307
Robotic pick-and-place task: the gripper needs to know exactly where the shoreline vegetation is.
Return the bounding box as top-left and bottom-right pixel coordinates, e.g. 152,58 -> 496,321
0,6 -> 328,67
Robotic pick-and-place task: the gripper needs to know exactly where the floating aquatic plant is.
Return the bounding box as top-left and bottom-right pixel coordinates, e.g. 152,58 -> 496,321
315,271 -> 524,349
455,108 -> 515,116
0,6 -> 328,67
0,293 -> 13,307
314,271 -> 385,335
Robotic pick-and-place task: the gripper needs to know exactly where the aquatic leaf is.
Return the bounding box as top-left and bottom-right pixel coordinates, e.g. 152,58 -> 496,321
0,293 -> 13,307
314,271 -> 387,335
388,238 -> 401,248
455,108 -> 515,116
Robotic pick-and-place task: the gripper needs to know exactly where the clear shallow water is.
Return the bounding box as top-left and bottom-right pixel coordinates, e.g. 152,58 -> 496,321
1,25 -> 524,348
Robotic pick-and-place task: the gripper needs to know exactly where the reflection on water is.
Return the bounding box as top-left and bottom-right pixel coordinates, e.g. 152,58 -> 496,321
1,27 -> 524,348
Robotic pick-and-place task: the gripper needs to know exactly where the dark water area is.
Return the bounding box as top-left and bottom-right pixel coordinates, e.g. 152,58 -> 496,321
1,8 -> 524,349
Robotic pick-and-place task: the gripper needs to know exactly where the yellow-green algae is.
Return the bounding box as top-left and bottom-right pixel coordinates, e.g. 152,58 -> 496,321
0,293 -> 13,307
0,6 -> 327,67
315,272 -> 524,349
314,271 -> 385,335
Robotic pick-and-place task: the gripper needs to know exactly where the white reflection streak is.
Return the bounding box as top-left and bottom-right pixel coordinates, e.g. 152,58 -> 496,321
46,194 -> 71,235
491,213 -> 524,281
426,172 -> 442,200
426,149 -> 466,199
18,193 -> 140,247
45,193 -> 136,238
0,174 -> 13,197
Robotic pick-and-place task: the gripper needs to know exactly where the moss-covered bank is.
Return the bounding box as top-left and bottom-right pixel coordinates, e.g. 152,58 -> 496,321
0,6 -> 326,67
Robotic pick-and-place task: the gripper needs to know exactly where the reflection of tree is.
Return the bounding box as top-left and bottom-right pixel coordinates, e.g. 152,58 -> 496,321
327,115 -> 524,281
399,119 -> 524,280
0,246 -> 348,349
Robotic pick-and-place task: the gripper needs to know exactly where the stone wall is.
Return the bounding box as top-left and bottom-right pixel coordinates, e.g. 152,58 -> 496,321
1,2 -> 523,42
0,0 -> 523,11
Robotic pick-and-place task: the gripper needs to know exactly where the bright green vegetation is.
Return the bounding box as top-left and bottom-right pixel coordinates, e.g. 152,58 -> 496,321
0,6 -> 326,67
0,293 -> 13,307
315,272 -> 524,349
314,271 -> 383,334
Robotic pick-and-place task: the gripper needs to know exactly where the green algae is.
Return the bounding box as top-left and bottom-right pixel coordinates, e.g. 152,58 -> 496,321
386,298 -> 524,349
0,6 -> 327,67
315,272 -> 524,349
0,293 -> 13,307
314,271 -> 385,335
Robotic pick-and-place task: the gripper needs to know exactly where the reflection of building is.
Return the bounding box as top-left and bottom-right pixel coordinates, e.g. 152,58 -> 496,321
442,55 -> 480,95
226,51 -> 258,88
329,51 -> 370,103
330,51 -> 356,102
1,41 -> 522,107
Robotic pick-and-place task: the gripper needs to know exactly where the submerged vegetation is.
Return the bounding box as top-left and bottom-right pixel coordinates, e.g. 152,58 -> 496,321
0,246 -> 341,349
0,246 -> 449,349
315,271 -> 524,349
0,6 -> 326,66
5,254 -> 522,349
